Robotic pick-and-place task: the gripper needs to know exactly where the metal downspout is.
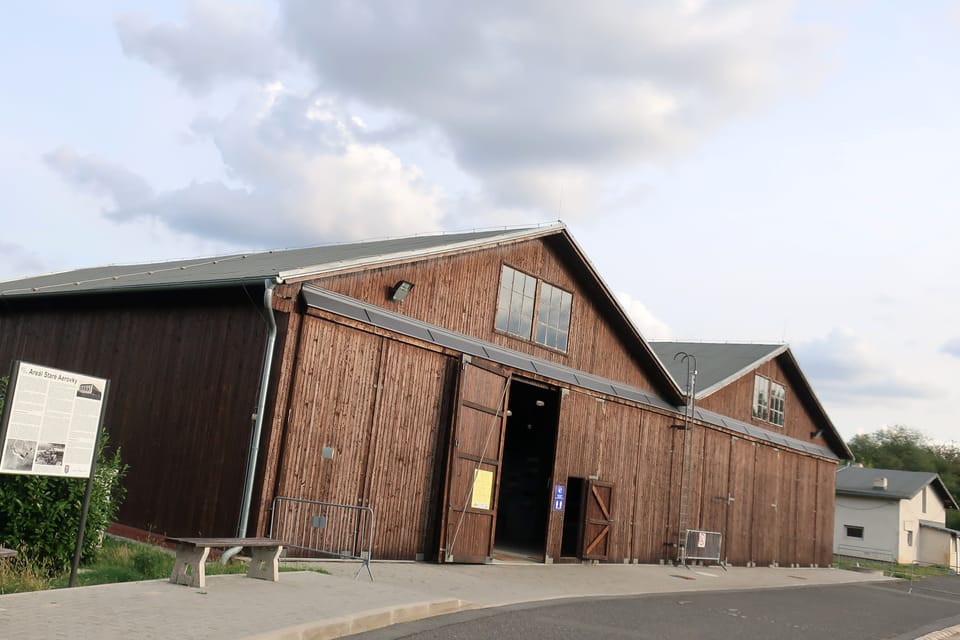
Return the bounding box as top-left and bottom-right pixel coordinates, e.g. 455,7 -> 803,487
224,278 -> 278,564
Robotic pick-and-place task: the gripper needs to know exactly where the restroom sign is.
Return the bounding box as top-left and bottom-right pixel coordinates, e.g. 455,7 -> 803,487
553,484 -> 566,511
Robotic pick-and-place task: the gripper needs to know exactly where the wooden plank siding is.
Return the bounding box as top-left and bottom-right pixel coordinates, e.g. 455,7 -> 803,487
697,356 -> 829,446
308,238 -> 662,395
269,313 -> 456,560
0,289 -> 269,537
725,438 -> 757,565
816,460 -> 837,565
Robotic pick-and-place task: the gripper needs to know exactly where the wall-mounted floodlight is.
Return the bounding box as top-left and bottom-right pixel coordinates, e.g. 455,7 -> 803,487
390,280 -> 415,302
810,429 -> 825,439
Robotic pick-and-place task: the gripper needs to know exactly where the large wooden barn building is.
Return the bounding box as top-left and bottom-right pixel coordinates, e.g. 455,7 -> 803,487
0,223 -> 850,565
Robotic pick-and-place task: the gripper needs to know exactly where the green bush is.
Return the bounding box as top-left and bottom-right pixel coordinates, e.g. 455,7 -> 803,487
0,376 -> 128,575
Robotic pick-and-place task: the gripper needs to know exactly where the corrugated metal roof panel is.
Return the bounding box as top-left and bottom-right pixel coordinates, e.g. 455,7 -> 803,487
0,226 -> 560,297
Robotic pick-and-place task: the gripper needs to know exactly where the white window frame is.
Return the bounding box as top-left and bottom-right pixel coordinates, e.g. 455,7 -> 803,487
535,282 -> 572,352
495,265 -> 537,340
495,264 -> 573,353
753,375 -> 786,427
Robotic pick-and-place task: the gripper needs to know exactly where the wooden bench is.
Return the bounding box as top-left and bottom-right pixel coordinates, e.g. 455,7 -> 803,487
0,547 -> 17,559
167,537 -> 284,588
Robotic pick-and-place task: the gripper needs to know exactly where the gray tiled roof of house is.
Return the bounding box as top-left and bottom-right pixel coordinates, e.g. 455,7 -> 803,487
0,225 -> 562,297
836,466 -> 959,509
649,341 -> 786,397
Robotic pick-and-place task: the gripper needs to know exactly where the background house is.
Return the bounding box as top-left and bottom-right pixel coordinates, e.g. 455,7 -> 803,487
0,224 -> 850,566
834,466 -> 959,568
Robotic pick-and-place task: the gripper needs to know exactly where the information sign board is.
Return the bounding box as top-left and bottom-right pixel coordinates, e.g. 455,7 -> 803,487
0,361 -> 107,478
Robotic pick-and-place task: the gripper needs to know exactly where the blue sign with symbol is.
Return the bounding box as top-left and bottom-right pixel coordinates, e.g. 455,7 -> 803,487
553,484 -> 566,511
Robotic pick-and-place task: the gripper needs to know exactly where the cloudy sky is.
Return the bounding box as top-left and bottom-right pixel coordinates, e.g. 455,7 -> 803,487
3,1 -> 959,443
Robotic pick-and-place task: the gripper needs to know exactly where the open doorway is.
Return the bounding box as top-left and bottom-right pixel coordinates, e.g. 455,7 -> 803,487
493,379 -> 560,561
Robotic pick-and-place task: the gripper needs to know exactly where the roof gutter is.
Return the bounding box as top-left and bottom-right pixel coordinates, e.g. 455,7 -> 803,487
224,277 -> 279,562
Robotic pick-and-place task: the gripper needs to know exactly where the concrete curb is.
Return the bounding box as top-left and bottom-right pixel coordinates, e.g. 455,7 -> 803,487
248,598 -> 476,640
913,625 -> 960,640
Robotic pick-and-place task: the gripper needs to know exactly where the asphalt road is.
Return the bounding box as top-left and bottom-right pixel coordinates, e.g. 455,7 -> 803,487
349,576 -> 960,640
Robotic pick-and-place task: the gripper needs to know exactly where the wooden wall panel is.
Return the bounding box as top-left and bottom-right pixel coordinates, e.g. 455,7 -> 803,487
0,290 -> 268,537
594,400 -> 642,563
273,315 -> 383,509
273,315 -> 457,560
311,238 -> 663,395
361,341 -> 453,560
632,412 -> 677,562
795,456 -> 818,565
724,438 -> 756,565
697,428 -> 731,536
815,460 -> 838,566
698,357 -> 828,446
777,452 -> 798,566
751,446 -> 781,565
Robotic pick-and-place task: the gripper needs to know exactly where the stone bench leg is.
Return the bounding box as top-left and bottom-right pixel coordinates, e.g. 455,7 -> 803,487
170,544 -> 210,588
247,546 -> 282,582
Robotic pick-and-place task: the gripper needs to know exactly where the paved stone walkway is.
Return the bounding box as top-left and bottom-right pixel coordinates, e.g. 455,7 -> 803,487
0,562 -> 900,639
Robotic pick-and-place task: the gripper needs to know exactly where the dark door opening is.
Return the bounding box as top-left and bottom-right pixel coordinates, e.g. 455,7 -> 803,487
493,379 -> 560,561
560,477 -> 585,558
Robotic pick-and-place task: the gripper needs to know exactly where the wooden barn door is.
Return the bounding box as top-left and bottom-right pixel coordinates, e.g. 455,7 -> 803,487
440,357 -> 510,563
583,480 -> 614,561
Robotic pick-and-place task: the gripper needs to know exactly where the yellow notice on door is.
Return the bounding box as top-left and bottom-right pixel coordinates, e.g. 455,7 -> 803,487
471,469 -> 494,510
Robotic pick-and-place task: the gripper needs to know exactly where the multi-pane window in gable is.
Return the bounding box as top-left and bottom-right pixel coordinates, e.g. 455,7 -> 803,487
495,265 -> 537,339
495,264 -> 574,353
535,283 -> 572,351
753,375 -> 786,427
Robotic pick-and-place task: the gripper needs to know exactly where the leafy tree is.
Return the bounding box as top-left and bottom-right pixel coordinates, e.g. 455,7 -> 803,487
848,426 -> 960,530
0,376 -> 128,575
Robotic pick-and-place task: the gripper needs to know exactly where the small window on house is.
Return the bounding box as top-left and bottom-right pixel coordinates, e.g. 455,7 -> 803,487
922,486 -> 927,513
769,382 -> 786,427
495,265 -> 536,339
845,525 -> 864,539
535,282 -> 572,352
907,530 -> 914,547
753,376 -> 769,421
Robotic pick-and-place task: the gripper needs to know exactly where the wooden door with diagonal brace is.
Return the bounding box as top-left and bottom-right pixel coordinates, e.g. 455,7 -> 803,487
583,480 -> 614,561
439,358 -> 510,563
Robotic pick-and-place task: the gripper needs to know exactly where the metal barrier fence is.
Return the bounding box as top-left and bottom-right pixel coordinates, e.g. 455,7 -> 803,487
269,496 -> 375,580
683,529 -> 724,567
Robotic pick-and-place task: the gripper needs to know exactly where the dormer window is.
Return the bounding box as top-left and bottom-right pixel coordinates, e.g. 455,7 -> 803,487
753,375 -> 785,427
495,265 -> 572,352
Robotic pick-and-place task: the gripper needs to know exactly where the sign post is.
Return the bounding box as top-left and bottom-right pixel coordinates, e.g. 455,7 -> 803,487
0,361 -> 110,587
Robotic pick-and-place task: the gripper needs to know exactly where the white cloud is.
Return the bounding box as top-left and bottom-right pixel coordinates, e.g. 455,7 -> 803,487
615,291 -> 673,340
793,328 -> 930,402
116,0 -> 286,95
280,0 -> 825,212
45,86 -> 445,247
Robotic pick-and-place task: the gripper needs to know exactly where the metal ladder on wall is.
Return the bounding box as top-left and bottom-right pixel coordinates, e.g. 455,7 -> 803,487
673,353 -> 697,565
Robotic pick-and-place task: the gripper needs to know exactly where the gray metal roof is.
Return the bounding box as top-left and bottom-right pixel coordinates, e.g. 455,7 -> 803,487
303,285 -> 840,460
836,466 -> 959,509
0,225 -> 562,297
649,341 -> 786,397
